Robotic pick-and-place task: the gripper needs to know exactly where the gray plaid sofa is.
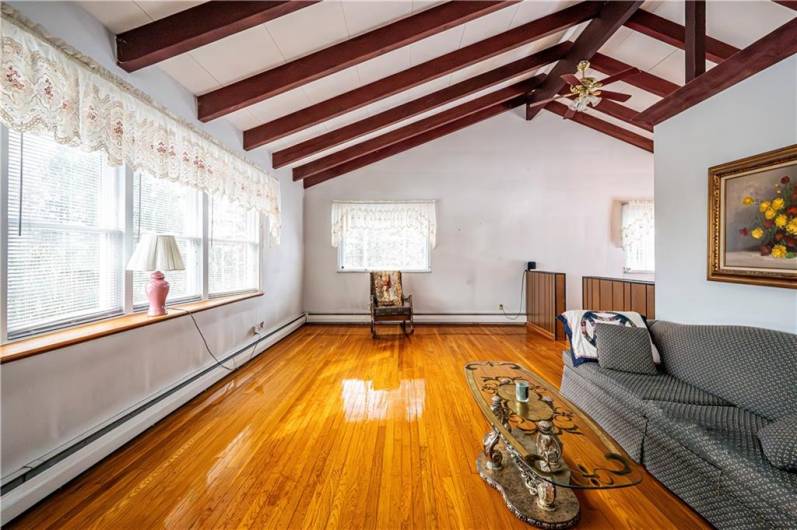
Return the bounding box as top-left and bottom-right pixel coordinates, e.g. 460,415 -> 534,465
560,320 -> 797,529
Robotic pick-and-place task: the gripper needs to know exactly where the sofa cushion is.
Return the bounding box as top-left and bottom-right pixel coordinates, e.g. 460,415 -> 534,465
758,414 -> 797,471
596,323 -> 657,375
558,310 -> 660,365
561,366 -> 647,462
646,403 -> 797,524
570,361 -> 729,412
648,321 -> 797,420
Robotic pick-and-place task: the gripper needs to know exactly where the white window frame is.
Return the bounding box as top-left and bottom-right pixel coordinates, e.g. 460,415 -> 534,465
336,240 -> 432,273
0,125 -> 263,344
621,199 -> 655,274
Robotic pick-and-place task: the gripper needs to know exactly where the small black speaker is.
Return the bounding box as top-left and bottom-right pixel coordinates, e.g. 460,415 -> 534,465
527,261 -> 536,271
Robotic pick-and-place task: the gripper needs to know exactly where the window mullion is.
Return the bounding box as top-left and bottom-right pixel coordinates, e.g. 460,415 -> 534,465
201,192 -> 209,300
122,166 -> 134,313
1,125 -> 9,343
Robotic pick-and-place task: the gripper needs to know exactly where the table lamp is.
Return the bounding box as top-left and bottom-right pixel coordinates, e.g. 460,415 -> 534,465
126,234 -> 185,317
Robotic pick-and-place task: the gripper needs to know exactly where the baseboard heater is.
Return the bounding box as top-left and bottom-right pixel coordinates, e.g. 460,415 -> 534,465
0,313 -> 306,524
306,312 -> 526,324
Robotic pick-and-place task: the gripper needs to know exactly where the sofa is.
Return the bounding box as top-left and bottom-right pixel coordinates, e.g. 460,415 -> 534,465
560,320 -> 797,529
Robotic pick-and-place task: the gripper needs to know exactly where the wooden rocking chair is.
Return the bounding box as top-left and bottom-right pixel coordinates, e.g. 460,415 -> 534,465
370,271 -> 414,338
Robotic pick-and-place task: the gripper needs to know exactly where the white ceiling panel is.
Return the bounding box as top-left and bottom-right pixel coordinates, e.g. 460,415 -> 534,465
509,0 -> 578,28
600,27 -> 679,72
406,26 -> 465,66
158,54 -> 219,94
134,1 -> 204,21
340,1 -> 413,36
458,5 -> 520,48
190,26 -> 283,87
78,1 -> 150,33
301,68 -> 363,105
265,2 -> 349,61
264,122 -> 334,153
243,89 -> 312,128
356,46 -> 413,84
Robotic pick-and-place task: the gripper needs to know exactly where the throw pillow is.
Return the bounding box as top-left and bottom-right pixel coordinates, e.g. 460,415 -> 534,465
757,415 -> 797,471
557,310 -> 660,366
595,323 -> 658,375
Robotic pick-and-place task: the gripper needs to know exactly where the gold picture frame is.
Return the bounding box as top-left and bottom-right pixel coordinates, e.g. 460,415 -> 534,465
708,144 -> 797,289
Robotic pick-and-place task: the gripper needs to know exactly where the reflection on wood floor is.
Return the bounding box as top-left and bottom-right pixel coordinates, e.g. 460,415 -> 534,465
10,325 -> 709,529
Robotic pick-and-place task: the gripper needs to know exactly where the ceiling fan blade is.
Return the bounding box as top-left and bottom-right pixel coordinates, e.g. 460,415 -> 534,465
597,90 -> 632,102
527,94 -> 574,109
561,73 -> 581,86
598,67 -> 640,87
564,106 -> 577,119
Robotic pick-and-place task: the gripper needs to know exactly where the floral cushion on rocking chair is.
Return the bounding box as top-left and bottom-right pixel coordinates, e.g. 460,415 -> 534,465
371,271 -> 403,306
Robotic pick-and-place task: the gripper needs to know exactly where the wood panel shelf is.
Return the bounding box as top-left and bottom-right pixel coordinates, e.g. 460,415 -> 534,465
526,271 -> 566,341
582,276 -> 655,318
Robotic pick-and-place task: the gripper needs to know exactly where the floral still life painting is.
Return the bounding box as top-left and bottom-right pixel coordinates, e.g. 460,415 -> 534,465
708,144 -> 797,289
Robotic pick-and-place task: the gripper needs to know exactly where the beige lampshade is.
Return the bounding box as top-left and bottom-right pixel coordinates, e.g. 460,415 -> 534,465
126,234 -> 185,272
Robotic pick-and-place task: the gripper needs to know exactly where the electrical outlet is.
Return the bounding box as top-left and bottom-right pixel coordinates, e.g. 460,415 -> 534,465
499,304 -> 504,311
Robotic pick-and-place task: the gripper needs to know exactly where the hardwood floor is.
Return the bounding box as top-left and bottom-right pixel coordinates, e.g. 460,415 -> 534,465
10,325 -> 709,529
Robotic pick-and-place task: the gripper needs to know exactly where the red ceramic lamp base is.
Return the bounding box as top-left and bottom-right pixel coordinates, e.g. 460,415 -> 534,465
145,271 -> 170,317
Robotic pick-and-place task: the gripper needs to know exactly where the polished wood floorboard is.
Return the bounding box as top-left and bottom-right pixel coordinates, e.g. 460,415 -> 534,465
10,325 -> 709,529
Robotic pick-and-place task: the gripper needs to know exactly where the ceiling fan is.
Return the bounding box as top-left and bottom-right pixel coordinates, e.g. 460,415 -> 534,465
529,60 -> 640,119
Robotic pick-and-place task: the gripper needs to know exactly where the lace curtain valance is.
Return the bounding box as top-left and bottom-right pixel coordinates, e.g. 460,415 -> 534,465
331,201 -> 437,248
0,6 -> 281,244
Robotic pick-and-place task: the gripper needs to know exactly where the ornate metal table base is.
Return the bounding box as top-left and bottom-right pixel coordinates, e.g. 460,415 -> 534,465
476,446 -> 580,529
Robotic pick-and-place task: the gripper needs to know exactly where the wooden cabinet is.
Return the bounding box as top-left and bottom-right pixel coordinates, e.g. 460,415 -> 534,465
582,276 -> 655,318
526,271 -> 566,340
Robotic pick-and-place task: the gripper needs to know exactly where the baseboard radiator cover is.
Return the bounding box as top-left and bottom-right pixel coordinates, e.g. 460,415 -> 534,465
0,313 -> 306,525
306,312 -> 526,325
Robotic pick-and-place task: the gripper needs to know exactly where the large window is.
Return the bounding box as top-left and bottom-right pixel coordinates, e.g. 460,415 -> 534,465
132,172 -> 203,304
332,201 -> 436,272
621,200 -> 655,273
2,129 -> 263,342
209,195 -> 260,295
6,131 -> 124,338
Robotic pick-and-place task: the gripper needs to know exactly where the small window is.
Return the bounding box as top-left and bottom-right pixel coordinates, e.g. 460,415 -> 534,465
333,201 -> 436,272
6,131 -> 124,338
208,196 -> 260,295
621,200 -> 655,273
132,172 -> 203,304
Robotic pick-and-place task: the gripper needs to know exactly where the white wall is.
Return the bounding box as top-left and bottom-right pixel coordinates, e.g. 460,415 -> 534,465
1,2 -> 303,479
304,110 -> 654,321
655,56 -> 797,332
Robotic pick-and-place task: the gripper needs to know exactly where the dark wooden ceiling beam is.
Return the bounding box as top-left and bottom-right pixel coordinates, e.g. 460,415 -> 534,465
590,53 -> 679,97
546,101 -> 653,152
773,1 -> 797,11
593,100 -> 653,132
293,78 -> 542,179
244,2 -> 602,148
117,1 -> 318,72
303,98 -> 526,188
526,1 -> 643,121
624,9 -> 739,63
684,1 -> 707,82
197,1 -> 516,121
271,42 -> 570,168
635,17 -> 797,127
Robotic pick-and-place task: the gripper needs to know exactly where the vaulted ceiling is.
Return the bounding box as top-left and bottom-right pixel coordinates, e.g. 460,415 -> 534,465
82,0 -> 796,188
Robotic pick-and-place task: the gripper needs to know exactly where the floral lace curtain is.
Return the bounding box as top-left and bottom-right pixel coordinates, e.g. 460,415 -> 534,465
621,200 -> 655,272
331,201 -> 437,248
0,6 -> 281,244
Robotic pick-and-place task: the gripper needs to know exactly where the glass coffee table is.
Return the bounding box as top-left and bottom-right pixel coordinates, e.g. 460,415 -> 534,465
465,361 -> 643,528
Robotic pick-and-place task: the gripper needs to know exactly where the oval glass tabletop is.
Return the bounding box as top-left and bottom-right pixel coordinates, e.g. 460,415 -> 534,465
465,360 -> 643,489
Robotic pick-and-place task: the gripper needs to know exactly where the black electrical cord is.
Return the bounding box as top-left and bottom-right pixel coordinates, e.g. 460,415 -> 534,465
500,269 -> 527,320
170,307 -> 259,372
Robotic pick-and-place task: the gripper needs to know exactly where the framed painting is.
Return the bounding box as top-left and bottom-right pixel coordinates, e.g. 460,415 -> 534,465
708,144 -> 797,289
